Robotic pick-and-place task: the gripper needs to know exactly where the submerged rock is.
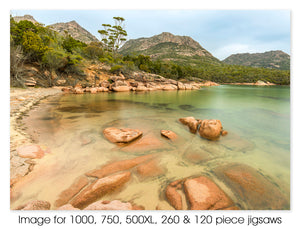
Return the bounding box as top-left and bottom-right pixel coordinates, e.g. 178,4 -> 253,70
184,176 -> 236,210
16,145 -> 45,159
70,172 -> 131,209
199,119 -> 223,140
85,154 -> 155,178
165,177 -> 238,210
214,163 -> 289,210
179,116 -> 201,134
54,175 -> 89,207
136,158 -> 165,178
103,127 -> 142,143
160,130 -> 178,140
183,145 -> 212,164
84,200 -> 132,210
121,133 -> 167,153
165,179 -> 183,210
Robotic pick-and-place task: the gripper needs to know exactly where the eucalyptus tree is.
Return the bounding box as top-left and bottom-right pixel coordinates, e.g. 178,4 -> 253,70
98,17 -> 127,54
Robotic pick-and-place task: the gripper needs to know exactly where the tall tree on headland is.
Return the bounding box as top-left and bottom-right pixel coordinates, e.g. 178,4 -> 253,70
98,17 -> 127,53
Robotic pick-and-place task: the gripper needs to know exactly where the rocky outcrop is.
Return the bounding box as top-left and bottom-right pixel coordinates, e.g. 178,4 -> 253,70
103,127 -> 142,143
60,70 -> 219,94
254,80 -> 276,86
112,85 -> 131,92
24,77 -> 37,87
198,119 -> 223,140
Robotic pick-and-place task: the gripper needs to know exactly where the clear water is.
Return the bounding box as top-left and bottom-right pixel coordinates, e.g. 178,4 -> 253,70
11,85 -> 290,210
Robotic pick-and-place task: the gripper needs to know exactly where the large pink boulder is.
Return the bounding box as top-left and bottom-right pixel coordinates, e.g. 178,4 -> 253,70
199,119 -> 223,140
162,84 -> 178,90
112,86 -> 131,92
165,180 -> 183,210
184,176 -> 235,210
16,145 -> 45,159
70,172 -> 131,209
103,127 -> 142,143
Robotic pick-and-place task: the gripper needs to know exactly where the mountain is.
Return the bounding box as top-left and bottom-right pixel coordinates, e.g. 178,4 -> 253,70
222,51 -> 290,70
119,32 -> 220,65
13,15 -> 99,44
48,21 -> 99,44
13,14 -> 39,24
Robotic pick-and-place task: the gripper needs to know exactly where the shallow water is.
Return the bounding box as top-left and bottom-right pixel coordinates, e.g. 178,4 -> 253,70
11,85 -> 290,210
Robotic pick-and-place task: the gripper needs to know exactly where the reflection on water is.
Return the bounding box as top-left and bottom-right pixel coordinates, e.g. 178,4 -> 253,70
11,86 -> 290,210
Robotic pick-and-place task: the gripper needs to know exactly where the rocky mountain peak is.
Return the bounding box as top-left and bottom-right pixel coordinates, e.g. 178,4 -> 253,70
119,32 -> 214,59
223,50 -> 290,70
13,14 -> 38,24
48,20 -> 99,44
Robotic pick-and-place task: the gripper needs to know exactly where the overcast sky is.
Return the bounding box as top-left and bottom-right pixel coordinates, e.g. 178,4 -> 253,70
11,10 -> 290,60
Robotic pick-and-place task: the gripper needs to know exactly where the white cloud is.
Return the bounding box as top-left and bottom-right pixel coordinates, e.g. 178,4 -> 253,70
213,44 -> 255,60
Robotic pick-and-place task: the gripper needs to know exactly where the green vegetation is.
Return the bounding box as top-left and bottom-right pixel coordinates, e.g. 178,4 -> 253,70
98,17 -> 127,53
123,54 -> 290,85
10,15 -> 290,87
10,16 -> 88,87
223,51 -> 290,71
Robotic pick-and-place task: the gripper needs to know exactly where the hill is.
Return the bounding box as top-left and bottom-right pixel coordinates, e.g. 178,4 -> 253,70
48,20 -> 99,44
13,14 -> 38,24
13,15 -> 99,44
222,50 -> 290,70
119,32 -> 221,66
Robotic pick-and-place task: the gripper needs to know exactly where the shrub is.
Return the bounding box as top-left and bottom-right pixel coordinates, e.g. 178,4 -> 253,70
110,65 -> 123,74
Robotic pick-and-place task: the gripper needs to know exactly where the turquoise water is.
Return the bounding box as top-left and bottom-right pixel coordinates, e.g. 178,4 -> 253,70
12,85 -> 290,210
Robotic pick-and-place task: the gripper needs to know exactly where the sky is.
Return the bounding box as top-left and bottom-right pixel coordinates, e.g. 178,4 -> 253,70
10,9 -> 290,60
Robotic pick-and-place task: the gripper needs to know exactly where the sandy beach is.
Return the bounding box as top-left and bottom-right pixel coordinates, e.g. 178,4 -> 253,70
10,87 -> 62,181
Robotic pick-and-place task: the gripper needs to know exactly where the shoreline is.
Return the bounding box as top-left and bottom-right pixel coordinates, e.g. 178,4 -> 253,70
10,87 -> 63,183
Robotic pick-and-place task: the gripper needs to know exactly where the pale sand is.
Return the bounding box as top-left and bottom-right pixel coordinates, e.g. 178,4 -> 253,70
10,87 -> 62,180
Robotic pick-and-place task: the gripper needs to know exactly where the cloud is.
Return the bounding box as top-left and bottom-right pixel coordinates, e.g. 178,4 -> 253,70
213,44 -> 253,60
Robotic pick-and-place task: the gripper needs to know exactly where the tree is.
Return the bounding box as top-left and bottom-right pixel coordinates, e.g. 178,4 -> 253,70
22,30 -> 48,61
98,17 -> 127,53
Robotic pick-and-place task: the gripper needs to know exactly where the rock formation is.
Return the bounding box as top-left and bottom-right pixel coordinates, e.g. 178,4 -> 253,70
198,119 -> 223,140
103,127 -> 143,143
